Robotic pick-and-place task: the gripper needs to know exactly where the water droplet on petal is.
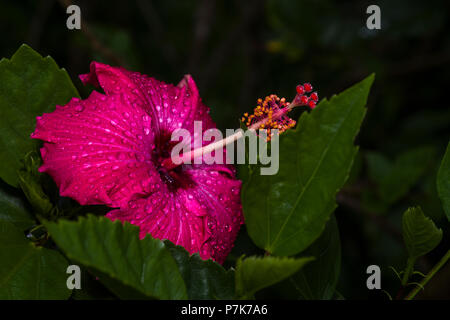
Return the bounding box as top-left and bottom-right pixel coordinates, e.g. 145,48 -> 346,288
128,200 -> 137,208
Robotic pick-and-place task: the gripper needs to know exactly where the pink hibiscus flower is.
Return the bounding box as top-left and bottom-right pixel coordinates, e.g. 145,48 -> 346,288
31,62 -> 243,264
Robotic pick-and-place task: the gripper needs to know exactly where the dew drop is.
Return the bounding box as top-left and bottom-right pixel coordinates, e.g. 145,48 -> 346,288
128,200 -> 137,208
128,172 -> 136,178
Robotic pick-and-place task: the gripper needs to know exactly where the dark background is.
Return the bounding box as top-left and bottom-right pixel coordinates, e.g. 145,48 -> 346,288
1,0 -> 449,299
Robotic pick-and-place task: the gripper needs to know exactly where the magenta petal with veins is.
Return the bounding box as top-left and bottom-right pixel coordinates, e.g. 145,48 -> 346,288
31,62 -> 244,264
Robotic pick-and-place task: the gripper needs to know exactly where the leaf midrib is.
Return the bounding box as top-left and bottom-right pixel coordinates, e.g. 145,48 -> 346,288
268,96 -> 358,252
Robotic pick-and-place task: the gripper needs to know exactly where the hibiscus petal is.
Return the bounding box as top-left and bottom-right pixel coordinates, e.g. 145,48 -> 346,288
32,90 -> 159,207
79,62 -> 215,148
106,166 -> 243,264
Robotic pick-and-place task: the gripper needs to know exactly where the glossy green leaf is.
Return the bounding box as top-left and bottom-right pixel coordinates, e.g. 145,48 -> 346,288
0,220 -> 70,299
402,206 -> 442,260
437,141 -> 450,221
289,214 -> 341,300
0,187 -> 35,230
0,188 -> 70,299
235,255 -> 313,299
242,74 -> 374,256
0,44 -> 79,187
44,215 -> 187,300
17,151 -> 56,218
165,241 -> 235,299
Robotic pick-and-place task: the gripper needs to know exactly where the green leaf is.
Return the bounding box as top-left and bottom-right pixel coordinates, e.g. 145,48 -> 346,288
437,141 -> 450,221
0,188 -> 70,299
17,151 -> 56,218
0,44 -> 79,187
402,207 -> 442,260
44,215 -> 187,300
164,241 -> 235,299
0,220 -> 70,299
288,214 -> 341,300
235,255 -> 313,299
242,74 -> 374,256
367,147 -> 434,206
0,187 -> 35,230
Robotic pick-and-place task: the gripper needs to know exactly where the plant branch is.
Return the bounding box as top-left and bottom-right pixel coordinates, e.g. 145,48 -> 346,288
200,0 -> 261,91
401,257 -> 415,286
404,249 -> 450,300
136,0 -> 178,67
57,0 -> 126,67
27,0 -> 55,49
188,0 -> 216,74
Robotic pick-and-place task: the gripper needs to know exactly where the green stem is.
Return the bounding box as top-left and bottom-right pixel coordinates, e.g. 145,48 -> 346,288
401,257 -> 415,286
404,249 -> 450,300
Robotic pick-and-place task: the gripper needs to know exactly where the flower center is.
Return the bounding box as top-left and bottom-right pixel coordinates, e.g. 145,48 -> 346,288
153,130 -> 194,191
